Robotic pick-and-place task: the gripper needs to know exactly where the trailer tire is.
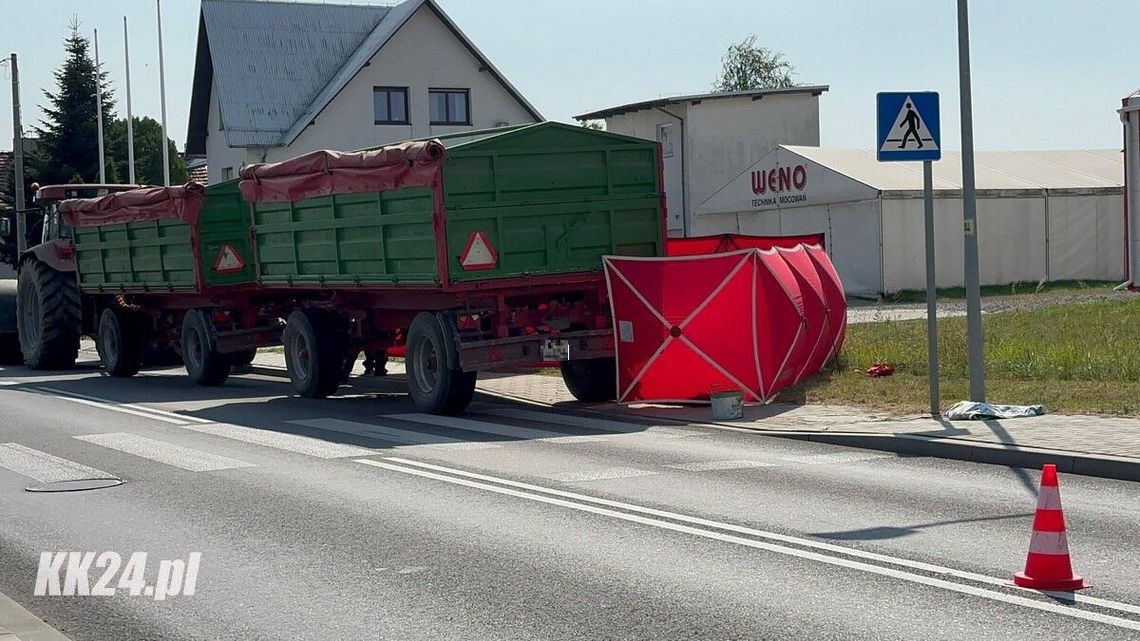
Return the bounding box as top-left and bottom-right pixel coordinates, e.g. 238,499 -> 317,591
181,309 -> 230,386
17,259 -> 81,369
0,281 -> 20,364
230,347 -> 257,368
560,357 -> 618,403
406,312 -> 476,415
283,309 -> 346,399
97,308 -> 143,378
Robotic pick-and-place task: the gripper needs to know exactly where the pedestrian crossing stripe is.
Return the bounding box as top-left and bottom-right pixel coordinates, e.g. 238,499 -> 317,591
880,95 -> 939,153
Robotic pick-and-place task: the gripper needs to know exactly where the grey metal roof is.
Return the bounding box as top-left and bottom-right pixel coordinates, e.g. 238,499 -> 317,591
187,0 -> 542,155
575,85 -> 830,121
200,0 -> 390,149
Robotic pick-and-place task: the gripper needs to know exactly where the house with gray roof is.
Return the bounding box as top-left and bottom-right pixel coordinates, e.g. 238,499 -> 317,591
186,0 -> 542,184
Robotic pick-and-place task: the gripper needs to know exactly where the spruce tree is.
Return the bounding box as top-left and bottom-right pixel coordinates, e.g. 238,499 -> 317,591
32,19 -> 117,185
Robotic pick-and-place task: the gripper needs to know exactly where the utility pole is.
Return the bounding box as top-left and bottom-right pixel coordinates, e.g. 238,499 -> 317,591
94,29 -> 106,184
10,53 -> 27,253
157,0 -> 170,187
124,16 -> 136,184
957,0 -> 985,401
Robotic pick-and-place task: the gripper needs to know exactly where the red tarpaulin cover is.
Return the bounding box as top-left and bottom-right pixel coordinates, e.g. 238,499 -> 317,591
667,233 -> 825,256
604,244 -> 846,404
238,140 -> 447,203
59,183 -> 206,228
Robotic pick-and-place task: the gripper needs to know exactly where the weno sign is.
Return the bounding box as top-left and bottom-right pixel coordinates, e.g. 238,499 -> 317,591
751,164 -> 808,208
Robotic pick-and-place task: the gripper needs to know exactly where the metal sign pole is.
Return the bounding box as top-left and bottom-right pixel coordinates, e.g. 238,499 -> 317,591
957,0 -> 985,401
10,53 -> 27,253
923,160 -> 939,415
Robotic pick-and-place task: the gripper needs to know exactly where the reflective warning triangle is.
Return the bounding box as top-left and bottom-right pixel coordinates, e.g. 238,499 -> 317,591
460,232 -> 498,270
880,95 -> 939,153
213,244 -> 246,274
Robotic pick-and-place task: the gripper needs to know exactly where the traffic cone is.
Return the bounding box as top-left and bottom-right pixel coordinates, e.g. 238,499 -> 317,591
1013,464 -> 1089,591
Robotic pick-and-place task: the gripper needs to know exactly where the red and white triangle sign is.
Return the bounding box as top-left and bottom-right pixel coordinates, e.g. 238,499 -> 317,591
213,244 -> 246,274
459,231 -> 498,271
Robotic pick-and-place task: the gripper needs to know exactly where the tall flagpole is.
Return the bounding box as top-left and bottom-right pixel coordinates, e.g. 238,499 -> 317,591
123,16 -> 136,184
94,29 -> 106,184
156,0 -> 170,186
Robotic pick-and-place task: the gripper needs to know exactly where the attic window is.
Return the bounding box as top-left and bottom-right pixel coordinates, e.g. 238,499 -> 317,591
429,89 -> 470,126
374,87 -> 409,125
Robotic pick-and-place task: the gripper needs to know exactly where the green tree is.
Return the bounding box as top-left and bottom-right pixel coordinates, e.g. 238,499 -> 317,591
713,35 -> 796,92
31,19 -> 118,185
106,116 -> 188,186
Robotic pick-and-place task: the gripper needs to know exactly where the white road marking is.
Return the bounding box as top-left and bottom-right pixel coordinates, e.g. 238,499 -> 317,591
74,433 -> 255,472
0,381 -> 18,386
33,387 -> 214,425
290,419 -> 500,451
360,457 -> 1140,631
484,408 -> 699,439
670,459 -> 775,472
549,467 -> 658,483
0,443 -> 111,483
178,423 -> 376,459
778,452 -> 895,466
392,413 -> 608,444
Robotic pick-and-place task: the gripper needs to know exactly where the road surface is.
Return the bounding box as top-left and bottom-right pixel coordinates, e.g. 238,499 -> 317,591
1,360 -> 1138,640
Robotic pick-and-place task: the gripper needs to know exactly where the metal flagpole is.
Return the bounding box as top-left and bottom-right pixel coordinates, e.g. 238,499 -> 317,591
156,0 -> 170,187
957,0 -> 985,401
123,16 -> 136,184
94,29 -> 106,184
923,160 -> 939,415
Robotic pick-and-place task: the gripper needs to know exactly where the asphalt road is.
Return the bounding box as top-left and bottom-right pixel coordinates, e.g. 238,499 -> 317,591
1,360 -> 1139,640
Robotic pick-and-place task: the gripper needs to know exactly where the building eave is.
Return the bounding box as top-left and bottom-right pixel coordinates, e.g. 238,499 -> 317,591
575,85 -> 830,121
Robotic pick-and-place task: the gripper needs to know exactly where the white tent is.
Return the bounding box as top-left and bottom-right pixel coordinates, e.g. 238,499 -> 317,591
694,146 -> 1125,296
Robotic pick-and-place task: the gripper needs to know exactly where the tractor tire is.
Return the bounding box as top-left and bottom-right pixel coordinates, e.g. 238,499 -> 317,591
97,308 -> 144,378
181,309 -> 230,386
283,309 -> 347,399
560,357 -> 618,403
16,259 -> 81,369
405,312 -> 476,415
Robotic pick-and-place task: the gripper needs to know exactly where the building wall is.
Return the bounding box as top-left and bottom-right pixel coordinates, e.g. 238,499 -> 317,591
204,80 -> 248,185
605,93 -> 821,235
272,4 -> 537,162
606,108 -> 687,234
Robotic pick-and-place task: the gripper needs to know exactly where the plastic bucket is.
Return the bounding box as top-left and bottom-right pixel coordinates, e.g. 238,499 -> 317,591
710,389 -> 744,420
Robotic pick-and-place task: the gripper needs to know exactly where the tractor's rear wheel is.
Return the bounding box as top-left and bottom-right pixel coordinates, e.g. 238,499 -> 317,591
181,309 -> 230,386
97,308 -> 144,378
16,259 -> 81,369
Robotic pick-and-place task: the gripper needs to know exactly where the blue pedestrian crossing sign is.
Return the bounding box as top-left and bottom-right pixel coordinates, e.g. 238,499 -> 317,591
877,92 -> 941,162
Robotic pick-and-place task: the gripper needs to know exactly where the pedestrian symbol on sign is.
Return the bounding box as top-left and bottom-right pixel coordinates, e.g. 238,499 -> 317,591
881,96 -> 938,153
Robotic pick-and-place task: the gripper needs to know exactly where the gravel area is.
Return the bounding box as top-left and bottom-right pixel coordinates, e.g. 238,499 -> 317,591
847,288 -> 1139,324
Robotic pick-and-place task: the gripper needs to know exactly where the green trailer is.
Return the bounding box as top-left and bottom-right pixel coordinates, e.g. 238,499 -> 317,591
13,122 -> 667,414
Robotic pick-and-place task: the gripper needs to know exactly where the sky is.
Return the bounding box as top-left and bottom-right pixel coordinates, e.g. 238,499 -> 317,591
2,0 -> 1138,154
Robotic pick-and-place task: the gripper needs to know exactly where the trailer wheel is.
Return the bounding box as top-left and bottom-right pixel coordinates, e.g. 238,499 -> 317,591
0,281 -> 20,365
283,309 -> 346,399
97,308 -> 143,378
17,259 -> 81,369
560,357 -> 618,402
406,312 -> 476,415
230,348 -> 257,368
181,309 -> 230,386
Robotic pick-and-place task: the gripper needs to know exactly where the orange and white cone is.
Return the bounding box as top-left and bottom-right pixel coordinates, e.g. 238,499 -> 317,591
1013,464 -> 1089,591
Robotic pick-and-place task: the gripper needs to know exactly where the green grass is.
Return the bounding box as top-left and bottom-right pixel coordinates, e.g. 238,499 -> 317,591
884,280 -> 1119,304
783,297 -> 1140,416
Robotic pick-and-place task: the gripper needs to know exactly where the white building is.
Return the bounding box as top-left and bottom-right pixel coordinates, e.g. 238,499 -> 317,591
186,0 -> 542,184
698,145 -> 1125,295
576,87 -> 828,236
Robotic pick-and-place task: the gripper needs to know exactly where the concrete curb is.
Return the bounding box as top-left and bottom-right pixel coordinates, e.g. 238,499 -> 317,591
0,591 -> 72,641
247,362 -> 1140,483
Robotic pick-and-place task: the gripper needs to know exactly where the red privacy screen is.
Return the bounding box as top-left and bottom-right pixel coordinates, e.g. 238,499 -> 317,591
604,244 -> 845,404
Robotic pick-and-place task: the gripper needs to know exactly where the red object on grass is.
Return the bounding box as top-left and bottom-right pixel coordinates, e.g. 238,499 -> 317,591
603,244 -> 846,404
864,363 -> 895,377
